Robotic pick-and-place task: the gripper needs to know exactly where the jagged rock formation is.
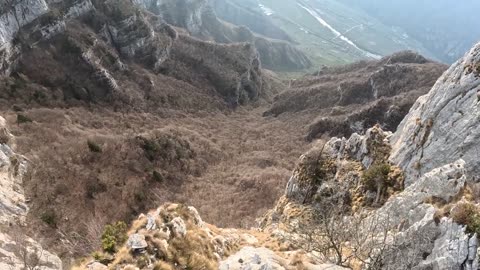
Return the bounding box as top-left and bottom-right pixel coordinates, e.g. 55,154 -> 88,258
264,43 -> 480,270
391,42 -> 480,184
264,51 -> 447,140
263,130 -> 479,269
264,126 -> 402,228
0,0 -> 48,75
0,116 -> 62,270
133,0 -> 311,71
78,203 -> 342,270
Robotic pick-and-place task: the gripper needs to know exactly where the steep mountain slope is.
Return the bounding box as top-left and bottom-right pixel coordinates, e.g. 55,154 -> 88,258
2,2 -> 477,269
134,0 -> 312,72
264,51 -> 447,140
77,43 -> 480,269
0,0 -> 298,263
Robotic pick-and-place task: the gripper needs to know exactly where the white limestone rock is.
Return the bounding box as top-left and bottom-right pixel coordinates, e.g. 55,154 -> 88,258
390,42 -> 480,185
170,217 -> 186,238
365,160 -> 478,269
219,246 -> 286,270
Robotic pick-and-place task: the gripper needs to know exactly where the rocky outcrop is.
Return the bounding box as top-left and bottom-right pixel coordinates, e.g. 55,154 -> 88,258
79,203 -> 235,270
264,130 -> 479,269
264,51 -> 447,140
0,0 -> 95,75
365,160 -> 478,270
0,0 -> 49,75
391,42 -> 480,184
79,203 -> 344,270
219,246 -> 286,270
283,126 -> 399,208
283,157 -> 471,269
0,116 -> 62,270
0,116 -> 27,224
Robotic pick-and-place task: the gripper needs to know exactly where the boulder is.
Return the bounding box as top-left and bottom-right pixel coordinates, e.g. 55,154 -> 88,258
170,217 -> 186,238
87,262 -> 107,270
219,246 -> 286,270
127,233 -> 148,250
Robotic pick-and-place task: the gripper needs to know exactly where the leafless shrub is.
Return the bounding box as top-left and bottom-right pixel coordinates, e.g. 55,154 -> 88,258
286,201 -> 394,269
7,227 -> 46,270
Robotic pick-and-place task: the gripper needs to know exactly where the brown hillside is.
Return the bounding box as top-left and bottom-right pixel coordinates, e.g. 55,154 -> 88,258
264,51 -> 447,140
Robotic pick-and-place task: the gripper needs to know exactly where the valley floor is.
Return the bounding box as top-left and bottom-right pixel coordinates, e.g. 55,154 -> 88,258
2,104 -> 313,238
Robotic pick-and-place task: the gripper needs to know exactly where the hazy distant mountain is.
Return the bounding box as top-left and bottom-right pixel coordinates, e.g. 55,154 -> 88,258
214,0 -> 480,68
339,0 -> 480,63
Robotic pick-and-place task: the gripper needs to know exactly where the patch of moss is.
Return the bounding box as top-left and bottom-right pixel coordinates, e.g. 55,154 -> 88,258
87,140 -> 102,153
40,210 -> 57,227
17,114 -> 33,124
152,170 -> 164,183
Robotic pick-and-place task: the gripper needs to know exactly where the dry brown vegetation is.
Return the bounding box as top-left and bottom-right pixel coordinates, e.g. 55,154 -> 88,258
264,51 -> 447,140
0,2 -> 449,265
2,104 -> 310,258
0,0 -> 310,261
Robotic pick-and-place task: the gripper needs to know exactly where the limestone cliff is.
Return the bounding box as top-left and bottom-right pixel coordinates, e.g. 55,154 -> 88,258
0,116 -> 62,270
0,0 -> 49,75
391,42 -> 480,184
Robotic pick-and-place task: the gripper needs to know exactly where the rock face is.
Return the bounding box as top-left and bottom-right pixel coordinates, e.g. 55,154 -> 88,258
0,116 -> 62,270
283,125 -> 399,208
367,160 -> 478,269
265,132 -> 479,269
0,0 -> 49,75
0,118 -> 28,224
264,51 -> 447,140
133,0 -> 311,71
390,42 -> 480,184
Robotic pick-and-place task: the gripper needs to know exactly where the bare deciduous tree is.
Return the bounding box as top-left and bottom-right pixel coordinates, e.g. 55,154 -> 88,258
286,202 -> 395,269
8,227 -> 45,270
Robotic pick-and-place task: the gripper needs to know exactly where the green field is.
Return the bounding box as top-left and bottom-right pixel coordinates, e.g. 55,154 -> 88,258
219,0 -> 437,73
